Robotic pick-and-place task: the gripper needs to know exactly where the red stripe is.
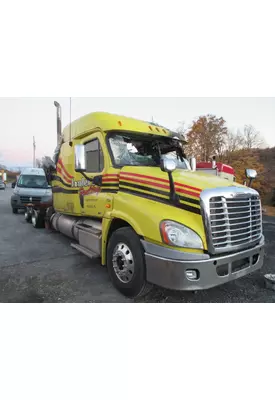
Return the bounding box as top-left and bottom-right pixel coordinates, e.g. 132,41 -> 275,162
120,176 -> 170,191
104,174 -> 119,178
56,166 -> 72,184
120,176 -> 200,198
57,159 -> 74,180
176,188 -> 200,198
120,172 -> 202,193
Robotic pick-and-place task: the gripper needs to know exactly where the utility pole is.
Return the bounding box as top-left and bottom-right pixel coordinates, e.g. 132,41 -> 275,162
33,136 -> 36,167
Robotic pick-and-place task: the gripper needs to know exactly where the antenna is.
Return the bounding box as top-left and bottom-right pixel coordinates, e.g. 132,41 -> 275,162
70,97 -> 72,142
33,136 -> 36,167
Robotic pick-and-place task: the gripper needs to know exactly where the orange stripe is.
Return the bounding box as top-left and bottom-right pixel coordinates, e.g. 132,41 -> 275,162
120,172 -> 202,193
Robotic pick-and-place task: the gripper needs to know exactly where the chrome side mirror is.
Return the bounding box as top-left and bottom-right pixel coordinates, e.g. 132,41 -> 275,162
245,169 -> 257,179
75,144 -> 86,172
189,157 -> 196,171
245,169 -> 257,187
160,158 -> 177,173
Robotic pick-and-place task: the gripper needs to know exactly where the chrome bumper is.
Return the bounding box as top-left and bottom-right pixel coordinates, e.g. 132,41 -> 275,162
142,236 -> 265,291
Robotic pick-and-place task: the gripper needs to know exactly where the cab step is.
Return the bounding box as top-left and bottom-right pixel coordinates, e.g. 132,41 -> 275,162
71,243 -> 99,259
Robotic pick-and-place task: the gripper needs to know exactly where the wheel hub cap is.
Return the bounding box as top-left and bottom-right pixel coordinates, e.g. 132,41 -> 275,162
112,243 -> 135,283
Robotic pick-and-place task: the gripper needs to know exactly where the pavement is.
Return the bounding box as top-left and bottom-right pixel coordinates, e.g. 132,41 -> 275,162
1,187 -> 275,303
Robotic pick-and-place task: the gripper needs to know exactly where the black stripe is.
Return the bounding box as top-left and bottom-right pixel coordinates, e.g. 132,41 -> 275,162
101,189 -> 118,193
120,187 -> 201,215
120,180 -> 169,198
178,195 -> 200,206
52,187 -> 79,194
120,180 -> 200,206
102,183 -> 119,188
52,175 -> 72,188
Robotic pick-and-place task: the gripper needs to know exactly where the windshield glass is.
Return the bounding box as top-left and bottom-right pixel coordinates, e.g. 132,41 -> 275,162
17,175 -> 48,188
108,133 -> 190,169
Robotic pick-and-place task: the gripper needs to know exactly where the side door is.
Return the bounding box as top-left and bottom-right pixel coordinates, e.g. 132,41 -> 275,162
80,135 -> 106,217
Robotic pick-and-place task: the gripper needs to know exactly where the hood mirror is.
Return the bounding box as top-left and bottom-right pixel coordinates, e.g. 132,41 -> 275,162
244,169 -> 257,187
160,159 -> 177,173
245,169 -> 257,179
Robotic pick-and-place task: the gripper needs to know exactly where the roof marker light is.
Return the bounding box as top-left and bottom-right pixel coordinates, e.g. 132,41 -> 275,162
149,126 -> 153,131
118,121 -> 122,126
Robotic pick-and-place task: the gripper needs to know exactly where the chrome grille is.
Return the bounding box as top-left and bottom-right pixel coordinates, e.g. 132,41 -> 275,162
209,195 -> 262,251
20,196 -> 41,204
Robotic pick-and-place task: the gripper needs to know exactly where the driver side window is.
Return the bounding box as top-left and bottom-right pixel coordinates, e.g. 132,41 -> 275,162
85,139 -> 104,173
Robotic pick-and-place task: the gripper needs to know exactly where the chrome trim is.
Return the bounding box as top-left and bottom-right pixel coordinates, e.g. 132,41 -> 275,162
200,186 -> 263,255
144,236 -> 264,291
141,240 -> 210,261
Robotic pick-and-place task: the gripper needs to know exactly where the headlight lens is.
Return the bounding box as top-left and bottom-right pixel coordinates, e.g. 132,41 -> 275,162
160,220 -> 203,249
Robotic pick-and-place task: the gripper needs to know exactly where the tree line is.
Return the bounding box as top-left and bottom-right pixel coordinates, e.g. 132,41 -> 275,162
177,114 -> 274,204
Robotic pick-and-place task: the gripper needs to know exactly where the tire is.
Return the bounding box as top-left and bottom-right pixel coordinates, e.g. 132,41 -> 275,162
31,210 -> 44,229
107,227 -> 152,298
12,208 -> 18,214
24,209 -> 32,223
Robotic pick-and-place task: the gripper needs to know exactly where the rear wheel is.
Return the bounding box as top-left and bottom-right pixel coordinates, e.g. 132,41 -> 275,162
107,227 -> 152,298
12,208 -> 18,214
31,210 -> 44,229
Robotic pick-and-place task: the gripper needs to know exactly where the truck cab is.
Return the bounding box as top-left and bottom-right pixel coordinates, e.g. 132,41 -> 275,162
46,109 -> 264,298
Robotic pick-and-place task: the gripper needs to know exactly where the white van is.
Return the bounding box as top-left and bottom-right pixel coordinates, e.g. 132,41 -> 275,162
10,168 -> 52,225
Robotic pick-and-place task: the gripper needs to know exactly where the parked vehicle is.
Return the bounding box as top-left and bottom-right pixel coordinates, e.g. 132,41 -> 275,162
11,168 -> 52,227
0,180 -> 5,190
37,103 -> 264,298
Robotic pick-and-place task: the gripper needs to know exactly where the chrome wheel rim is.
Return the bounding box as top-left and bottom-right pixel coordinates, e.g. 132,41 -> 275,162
25,211 -> 30,220
112,242 -> 135,283
32,213 -> 36,226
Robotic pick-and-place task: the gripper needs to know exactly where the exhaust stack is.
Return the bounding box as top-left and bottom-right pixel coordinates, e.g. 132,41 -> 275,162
54,101 -> 62,145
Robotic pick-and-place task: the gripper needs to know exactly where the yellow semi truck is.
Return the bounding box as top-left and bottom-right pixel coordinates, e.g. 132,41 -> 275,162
42,103 -> 264,298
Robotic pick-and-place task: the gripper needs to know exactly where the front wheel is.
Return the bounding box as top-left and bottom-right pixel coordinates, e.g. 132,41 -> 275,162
31,210 -> 44,229
107,227 -> 152,298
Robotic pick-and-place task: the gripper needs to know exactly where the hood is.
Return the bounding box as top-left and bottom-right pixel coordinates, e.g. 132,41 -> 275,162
14,187 -> 52,196
119,166 -> 243,193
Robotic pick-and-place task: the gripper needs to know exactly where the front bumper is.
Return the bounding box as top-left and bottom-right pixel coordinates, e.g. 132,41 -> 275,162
11,195 -> 52,210
142,236 -> 265,291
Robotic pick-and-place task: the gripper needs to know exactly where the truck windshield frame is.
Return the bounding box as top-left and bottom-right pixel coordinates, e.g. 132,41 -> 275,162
17,175 -> 48,189
106,131 -> 190,170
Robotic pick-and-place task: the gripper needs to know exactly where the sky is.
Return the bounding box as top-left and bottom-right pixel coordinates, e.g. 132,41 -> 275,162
0,97 -> 274,168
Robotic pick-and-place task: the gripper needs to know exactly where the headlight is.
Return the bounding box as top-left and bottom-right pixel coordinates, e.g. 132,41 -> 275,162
160,220 -> 203,249
13,189 -> 19,195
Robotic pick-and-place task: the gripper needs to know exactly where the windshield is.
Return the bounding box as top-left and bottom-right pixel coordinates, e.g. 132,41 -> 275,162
108,133 -> 190,169
17,175 -> 48,188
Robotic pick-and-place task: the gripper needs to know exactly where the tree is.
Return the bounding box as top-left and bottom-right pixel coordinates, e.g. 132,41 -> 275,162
230,149 -> 268,197
223,129 -> 244,163
185,114 -> 228,160
242,125 -> 264,149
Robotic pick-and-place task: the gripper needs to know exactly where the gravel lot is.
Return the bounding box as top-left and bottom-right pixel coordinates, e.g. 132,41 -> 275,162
1,187 -> 275,303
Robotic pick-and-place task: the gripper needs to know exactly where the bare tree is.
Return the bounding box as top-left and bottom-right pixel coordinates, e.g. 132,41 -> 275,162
243,125 -> 264,149
176,121 -> 188,141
